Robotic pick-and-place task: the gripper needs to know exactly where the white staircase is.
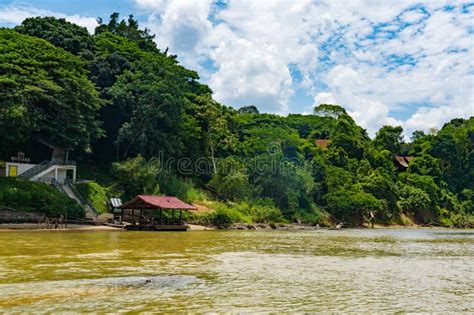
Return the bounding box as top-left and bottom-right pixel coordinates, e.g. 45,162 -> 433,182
50,179 -> 98,220
61,184 -> 97,220
18,160 -> 54,180
30,165 -> 60,181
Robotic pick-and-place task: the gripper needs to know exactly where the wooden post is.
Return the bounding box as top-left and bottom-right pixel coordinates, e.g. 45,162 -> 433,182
179,210 -> 182,224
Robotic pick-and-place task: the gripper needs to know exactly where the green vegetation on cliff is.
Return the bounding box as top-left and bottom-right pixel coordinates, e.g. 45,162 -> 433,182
0,178 -> 84,218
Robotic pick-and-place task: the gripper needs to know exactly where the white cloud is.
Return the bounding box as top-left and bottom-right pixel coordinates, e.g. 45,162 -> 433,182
3,1 -> 471,137
400,8 -> 428,24
405,103 -> 474,133
0,5 -> 98,33
314,92 -> 337,106
134,0 -> 473,136
313,65 -> 404,135
139,0 -> 322,113
209,38 -> 293,113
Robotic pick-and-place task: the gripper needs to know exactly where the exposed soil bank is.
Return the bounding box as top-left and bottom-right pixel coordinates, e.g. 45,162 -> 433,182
188,224 -> 215,230
1,222 -> 467,232
0,223 -> 214,231
0,223 -> 123,231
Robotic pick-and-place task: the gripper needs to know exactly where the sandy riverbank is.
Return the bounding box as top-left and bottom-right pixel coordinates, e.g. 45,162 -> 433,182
0,222 -> 454,231
188,224 -> 215,230
0,223 -> 124,231
0,223 -> 215,231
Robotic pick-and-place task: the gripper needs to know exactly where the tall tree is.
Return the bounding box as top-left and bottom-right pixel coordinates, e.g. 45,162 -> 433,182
314,104 -> 347,119
16,17 -> 93,55
0,29 -> 103,155
195,94 -> 237,173
95,13 -> 158,52
373,125 -> 404,155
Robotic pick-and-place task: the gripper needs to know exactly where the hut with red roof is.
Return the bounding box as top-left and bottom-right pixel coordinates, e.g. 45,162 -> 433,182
120,195 -> 197,231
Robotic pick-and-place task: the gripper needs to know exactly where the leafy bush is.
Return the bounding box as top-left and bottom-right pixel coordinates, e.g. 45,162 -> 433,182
0,178 -> 84,218
231,200 -> 285,223
76,182 -> 108,214
208,170 -> 253,202
111,155 -> 160,199
157,172 -> 194,201
326,186 -> 385,225
398,173 -> 440,206
208,157 -> 254,201
191,199 -> 285,226
197,204 -> 248,227
185,186 -> 209,203
361,169 -> 398,217
396,184 -> 433,223
294,207 -> 331,226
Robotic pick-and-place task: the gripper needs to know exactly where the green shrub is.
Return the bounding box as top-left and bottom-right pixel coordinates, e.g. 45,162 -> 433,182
232,201 -> 285,223
396,184 -> 434,223
0,178 -> 84,218
197,204 -> 248,227
185,186 -> 208,203
207,157 -> 254,202
157,172 -> 205,202
111,155 -> 160,199
326,186 -> 385,225
76,182 -> 108,214
294,207 -> 331,226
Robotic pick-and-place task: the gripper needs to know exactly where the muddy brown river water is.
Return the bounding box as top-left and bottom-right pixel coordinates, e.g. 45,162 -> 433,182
0,228 -> 472,312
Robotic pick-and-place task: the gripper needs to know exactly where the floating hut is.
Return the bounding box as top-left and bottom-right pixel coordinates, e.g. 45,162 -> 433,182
120,195 -> 197,231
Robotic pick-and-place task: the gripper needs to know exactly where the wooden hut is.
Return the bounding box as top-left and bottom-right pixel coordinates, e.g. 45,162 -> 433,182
120,195 -> 197,231
394,156 -> 415,171
315,139 -> 331,149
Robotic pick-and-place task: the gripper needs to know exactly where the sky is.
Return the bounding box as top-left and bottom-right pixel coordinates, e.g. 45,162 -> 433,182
0,0 -> 473,137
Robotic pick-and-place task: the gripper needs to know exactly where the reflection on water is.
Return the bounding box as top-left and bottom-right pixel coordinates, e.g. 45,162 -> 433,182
0,229 -> 472,312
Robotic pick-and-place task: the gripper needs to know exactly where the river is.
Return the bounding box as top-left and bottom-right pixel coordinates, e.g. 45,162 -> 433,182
0,228 -> 472,313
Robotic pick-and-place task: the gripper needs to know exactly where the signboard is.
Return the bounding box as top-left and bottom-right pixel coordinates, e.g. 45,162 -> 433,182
10,152 -> 30,163
9,166 -> 17,177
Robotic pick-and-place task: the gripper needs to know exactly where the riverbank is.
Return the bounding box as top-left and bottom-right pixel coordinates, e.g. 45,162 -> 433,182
0,223 -> 216,231
0,222 -> 326,231
0,222 -> 452,231
0,223 -> 123,231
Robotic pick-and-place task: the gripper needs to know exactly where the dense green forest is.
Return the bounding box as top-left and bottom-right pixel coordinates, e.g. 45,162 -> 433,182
0,15 -> 473,227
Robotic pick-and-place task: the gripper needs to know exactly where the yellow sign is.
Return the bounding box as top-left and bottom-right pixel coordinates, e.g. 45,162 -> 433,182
9,166 -> 17,177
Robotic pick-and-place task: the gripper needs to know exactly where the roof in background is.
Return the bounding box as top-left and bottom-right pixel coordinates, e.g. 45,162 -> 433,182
121,195 -> 197,210
315,139 -> 331,149
110,198 -> 122,208
394,156 -> 414,168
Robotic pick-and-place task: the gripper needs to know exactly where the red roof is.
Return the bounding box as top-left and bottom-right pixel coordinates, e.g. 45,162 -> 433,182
315,139 -> 331,149
121,195 -> 197,210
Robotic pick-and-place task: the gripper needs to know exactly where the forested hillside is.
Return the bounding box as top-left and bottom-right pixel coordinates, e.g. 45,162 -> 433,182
1,15 -> 473,227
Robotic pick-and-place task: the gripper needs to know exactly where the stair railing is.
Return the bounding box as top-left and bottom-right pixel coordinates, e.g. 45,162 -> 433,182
51,178 -> 67,195
18,160 -> 55,180
64,179 -> 99,216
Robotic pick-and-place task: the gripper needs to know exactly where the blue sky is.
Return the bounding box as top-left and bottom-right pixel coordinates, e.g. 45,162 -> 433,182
1,0 -> 473,136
